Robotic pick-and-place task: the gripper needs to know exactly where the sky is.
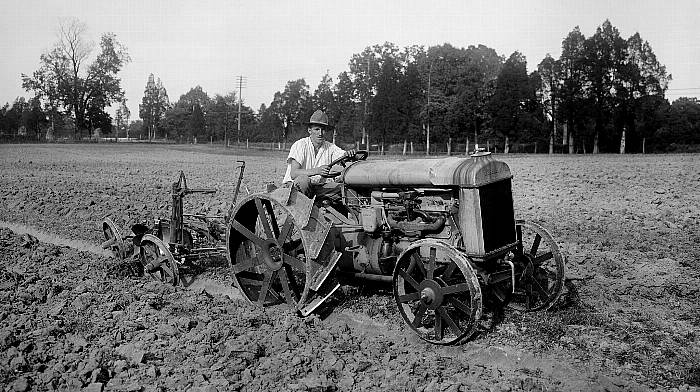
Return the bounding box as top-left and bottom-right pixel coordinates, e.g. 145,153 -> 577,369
1,0 -> 699,119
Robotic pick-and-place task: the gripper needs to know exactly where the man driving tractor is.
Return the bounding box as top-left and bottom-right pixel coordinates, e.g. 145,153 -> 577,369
282,109 -> 356,201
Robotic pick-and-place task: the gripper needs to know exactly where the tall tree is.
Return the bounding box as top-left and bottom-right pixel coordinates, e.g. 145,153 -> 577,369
369,56 -> 402,148
114,99 -> 130,138
537,54 -> 561,153
583,20 -> 627,153
21,18 -> 130,138
559,26 -> 588,153
488,52 -> 532,153
139,74 -> 169,140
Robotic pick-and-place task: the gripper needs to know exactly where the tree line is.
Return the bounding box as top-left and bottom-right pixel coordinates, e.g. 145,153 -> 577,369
5,18 -> 700,153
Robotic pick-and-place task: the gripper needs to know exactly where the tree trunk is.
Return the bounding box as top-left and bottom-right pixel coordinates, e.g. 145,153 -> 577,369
486,140 -> 490,152
410,141 -> 414,154
619,128 -> 626,154
642,137 -> 646,154
466,138 -> 469,155
593,131 -> 599,154
504,136 -> 509,154
568,133 -> 575,154
447,137 -> 452,156
403,140 -> 407,155
549,134 -> 554,154
562,123 -> 568,146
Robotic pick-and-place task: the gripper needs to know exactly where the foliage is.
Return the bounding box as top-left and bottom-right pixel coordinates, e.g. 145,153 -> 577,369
139,74 -> 169,140
21,18 -> 130,139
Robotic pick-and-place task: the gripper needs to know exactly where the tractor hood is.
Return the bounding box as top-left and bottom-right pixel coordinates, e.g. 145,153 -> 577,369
340,153 -> 512,188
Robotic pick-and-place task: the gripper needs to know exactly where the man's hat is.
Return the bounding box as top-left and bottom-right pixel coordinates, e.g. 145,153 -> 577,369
307,110 -> 333,129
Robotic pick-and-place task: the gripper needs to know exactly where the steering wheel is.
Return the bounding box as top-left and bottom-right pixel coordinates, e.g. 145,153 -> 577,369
322,150 -> 369,178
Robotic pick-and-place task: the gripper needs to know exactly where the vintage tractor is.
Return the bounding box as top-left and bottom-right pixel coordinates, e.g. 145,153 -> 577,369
227,151 -> 565,345
101,162 -> 246,285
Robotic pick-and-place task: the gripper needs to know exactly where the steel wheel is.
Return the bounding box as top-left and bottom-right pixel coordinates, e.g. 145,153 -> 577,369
102,218 -> 127,260
507,220 -> 565,311
227,195 -> 307,307
139,234 -> 179,286
393,240 -> 482,345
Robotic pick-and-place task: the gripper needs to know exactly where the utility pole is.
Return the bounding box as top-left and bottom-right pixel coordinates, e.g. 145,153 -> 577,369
427,61 -> 432,156
236,75 -> 247,146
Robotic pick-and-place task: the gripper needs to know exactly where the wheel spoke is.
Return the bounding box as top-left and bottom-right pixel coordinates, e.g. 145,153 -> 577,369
411,253 -> 426,278
442,262 -> 457,280
231,220 -> 264,247
263,200 -> 280,237
434,310 -> 443,340
450,297 -> 473,315
278,268 -> 295,304
427,247 -> 436,280
282,253 -> 305,270
530,234 -> 542,255
255,198 -> 274,239
411,304 -> 427,328
534,251 -> 554,265
398,292 -> 420,303
437,307 -> 463,337
398,268 -> 421,290
257,271 -> 275,306
442,283 -> 470,295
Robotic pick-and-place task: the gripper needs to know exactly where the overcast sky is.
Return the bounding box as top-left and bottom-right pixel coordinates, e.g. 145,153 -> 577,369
1,0 -> 699,118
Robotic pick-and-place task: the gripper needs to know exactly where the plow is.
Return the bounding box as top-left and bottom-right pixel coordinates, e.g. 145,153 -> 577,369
102,150 -> 565,345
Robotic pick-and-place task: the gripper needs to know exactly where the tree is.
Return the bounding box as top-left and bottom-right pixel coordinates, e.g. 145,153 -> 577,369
537,54 -> 561,153
269,79 -> 311,147
114,99 -> 130,138
369,56 -> 402,148
139,74 -> 169,140
583,20 -> 627,153
333,71 -> 359,143
558,26 -> 588,153
22,18 -> 130,138
488,52 -> 533,153
617,32 -> 670,152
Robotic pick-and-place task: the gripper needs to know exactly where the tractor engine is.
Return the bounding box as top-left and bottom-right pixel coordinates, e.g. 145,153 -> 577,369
331,152 -> 516,278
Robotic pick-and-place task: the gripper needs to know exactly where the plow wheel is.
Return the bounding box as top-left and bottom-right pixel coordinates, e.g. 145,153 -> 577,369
227,195 -> 309,308
102,218 -> 127,260
507,220 -> 565,311
139,234 -> 179,286
393,240 -> 482,345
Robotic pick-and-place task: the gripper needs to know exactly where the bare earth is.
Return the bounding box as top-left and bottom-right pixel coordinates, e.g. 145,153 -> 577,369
0,143 -> 698,392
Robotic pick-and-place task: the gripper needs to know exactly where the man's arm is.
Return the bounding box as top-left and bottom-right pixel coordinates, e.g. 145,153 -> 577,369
289,158 -> 330,179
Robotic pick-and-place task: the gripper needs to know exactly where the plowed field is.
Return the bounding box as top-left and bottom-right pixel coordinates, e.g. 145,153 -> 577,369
1,143 -> 698,392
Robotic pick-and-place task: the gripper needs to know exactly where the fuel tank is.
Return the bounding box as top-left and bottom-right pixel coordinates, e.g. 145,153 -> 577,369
340,153 -> 512,188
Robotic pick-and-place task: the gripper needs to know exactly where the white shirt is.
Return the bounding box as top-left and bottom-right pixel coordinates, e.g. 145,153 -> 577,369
283,137 -> 346,184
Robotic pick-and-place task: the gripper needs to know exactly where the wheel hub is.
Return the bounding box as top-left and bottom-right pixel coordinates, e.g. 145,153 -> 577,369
260,239 -> 284,271
418,279 -> 444,310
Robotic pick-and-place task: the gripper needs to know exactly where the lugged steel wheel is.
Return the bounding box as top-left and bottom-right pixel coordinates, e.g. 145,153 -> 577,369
393,240 -> 482,345
507,220 -> 565,311
227,195 -> 307,307
102,218 -> 127,261
139,234 -> 179,286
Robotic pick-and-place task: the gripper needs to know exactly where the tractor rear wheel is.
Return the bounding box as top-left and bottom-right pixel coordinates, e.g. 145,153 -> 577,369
507,220 -> 565,311
393,240 -> 483,345
227,195 -> 308,308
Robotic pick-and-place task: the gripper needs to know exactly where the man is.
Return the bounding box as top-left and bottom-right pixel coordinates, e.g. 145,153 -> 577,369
282,109 -> 355,200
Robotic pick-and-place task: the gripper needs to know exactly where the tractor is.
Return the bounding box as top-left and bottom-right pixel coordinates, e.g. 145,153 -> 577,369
226,150 -> 565,345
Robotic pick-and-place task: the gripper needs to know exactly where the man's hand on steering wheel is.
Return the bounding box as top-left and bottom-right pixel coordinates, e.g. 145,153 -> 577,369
321,150 -> 369,178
